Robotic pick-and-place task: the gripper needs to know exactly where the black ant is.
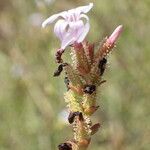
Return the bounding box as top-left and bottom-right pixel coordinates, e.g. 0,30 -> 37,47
98,58 -> 107,76
83,85 -> 96,94
68,111 -> 83,124
58,142 -> 72,150
53,63 -> 68,77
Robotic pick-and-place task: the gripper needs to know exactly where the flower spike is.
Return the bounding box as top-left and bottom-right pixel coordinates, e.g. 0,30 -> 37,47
42,3 -> 123,150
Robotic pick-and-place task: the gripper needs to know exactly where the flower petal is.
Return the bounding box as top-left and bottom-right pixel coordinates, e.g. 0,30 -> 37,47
61,20 -> 84,49
77,22 -> 90,42
54,19 -> 68,40
77,14 -> 90,42
75,3 -> 93,14
61,35 -> 75,49
42,13 -> 60,28
42,11 -> 68,28
68,20 -> 84,41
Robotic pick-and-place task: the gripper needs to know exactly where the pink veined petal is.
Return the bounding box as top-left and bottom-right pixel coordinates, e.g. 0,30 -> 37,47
67,9 -> 79,22
64,3 -> 93,21
54,19 -> 68,40
75,3 -> 93,15
77,21 -> 90,42
68,8 -> 76,15
61,35 -> 75,49
61,20 -> 84,49
68,20 -> 84,40
68,20 -> 83,31
77,14 -> 90,42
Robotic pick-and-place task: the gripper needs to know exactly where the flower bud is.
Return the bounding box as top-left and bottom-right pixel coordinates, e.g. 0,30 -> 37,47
107,25 -> 123,46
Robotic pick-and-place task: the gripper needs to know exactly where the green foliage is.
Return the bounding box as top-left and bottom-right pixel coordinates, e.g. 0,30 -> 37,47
0,0 -> 150,149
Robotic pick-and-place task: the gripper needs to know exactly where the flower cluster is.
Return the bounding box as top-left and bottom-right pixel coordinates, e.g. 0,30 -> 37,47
42,3 -> 123,150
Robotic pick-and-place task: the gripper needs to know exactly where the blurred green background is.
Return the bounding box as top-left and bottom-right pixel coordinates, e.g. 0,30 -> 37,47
0,0 -> 150,150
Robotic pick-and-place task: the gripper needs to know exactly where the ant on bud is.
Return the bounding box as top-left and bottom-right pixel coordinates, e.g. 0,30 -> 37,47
53,63 -> 68,77
58,142 -> 72,150
68,111 -> 83,124
83,85 -> 96,94
98,58 -> 107,76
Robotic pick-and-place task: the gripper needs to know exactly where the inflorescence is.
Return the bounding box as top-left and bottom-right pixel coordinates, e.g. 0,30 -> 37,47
42,3 -> 123,150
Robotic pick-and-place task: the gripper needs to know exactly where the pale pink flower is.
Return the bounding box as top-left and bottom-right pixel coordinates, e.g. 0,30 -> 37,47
107,25 -> 123,45
42,3 -> 93,49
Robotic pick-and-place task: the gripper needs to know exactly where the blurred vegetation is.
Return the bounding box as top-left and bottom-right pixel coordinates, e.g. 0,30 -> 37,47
0,0 -> 150,150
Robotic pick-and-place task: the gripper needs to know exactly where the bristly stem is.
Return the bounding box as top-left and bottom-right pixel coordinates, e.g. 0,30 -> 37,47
54,27 -> 122,149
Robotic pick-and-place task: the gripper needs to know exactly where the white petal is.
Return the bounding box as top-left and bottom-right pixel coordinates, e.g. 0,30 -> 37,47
75,3 -> 93,14
68,8 -> 76,15
61,35 -> 75,49
69,20 -> 84,40
61,20 -> 84,49
59,11 -> 68,19
54,19 -> 68,40
77,22 -> 90,42
42,11 -> 68,28
69,20 -> 83,30
42,14 -> 60,28
77,14 -> 90,42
